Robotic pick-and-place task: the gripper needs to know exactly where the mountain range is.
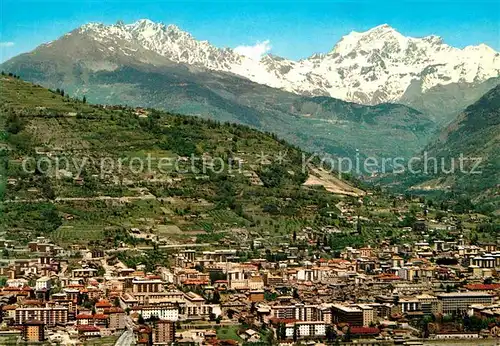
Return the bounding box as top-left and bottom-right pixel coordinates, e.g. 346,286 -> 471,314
77,20 -> 499,107
1,19 -> 499,163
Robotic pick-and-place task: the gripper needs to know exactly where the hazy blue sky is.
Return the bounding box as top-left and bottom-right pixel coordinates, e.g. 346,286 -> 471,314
1,0 -> 499,62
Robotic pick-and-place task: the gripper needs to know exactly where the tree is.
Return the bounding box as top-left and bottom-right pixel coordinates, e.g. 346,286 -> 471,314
212,290 -> 221,304
344,327 -> 352,342
277,323 -> 286,340
194,264 -> 204,272
41,177 -> 55,200
83,95 -> 87,103
436,211 -> 446,222
326,325 -> 335,341
138,314 -> 145,324
209,271 -> 226,284
114,297 -> 121,307
484,277 -> 493,285
6,113 -> 24,134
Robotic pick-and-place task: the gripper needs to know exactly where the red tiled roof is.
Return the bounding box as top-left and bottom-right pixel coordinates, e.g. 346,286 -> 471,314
269,318 -> 299,325
465,284 -> 500,291
2,287 -> 21,291
76,314 -> 93,319
95,300 -> 112,307
76,325 -> 100,332
134,325 -> 152,333
147,275 -> 161,279
376,274 -> 401,281
350,327 -> 380,335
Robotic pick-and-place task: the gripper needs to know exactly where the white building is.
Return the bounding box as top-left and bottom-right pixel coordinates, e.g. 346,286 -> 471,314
284,321 -> 327,339
35,277 -> 51,290
133,304 -> 179,321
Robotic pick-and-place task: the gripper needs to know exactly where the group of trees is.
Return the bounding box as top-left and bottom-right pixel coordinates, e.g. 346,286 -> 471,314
53,87 -> 86,103
116,249 -> 168,272
258,163 -> 308,189
463,314 -> 497,331
1,202 -> 62,236
209,271 -> 226,284
1,71 -> 20,79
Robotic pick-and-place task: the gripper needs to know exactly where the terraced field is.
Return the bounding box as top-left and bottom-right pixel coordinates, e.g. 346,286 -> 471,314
52,224 -> 105,244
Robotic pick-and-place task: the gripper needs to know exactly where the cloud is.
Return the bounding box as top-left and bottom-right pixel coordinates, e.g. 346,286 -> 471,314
234,40 -> 271,61
0,42 -> 14,48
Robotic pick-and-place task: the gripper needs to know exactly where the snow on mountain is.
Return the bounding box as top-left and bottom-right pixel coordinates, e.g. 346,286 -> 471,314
78,20 -> 500,105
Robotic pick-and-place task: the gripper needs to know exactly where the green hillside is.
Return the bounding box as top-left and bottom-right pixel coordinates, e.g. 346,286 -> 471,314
400,77 -> 499,126
387,85 -> 500,214
0,75 -> 364,247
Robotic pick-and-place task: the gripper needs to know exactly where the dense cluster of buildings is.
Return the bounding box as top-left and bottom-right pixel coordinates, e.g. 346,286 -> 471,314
0,213 -> 499,346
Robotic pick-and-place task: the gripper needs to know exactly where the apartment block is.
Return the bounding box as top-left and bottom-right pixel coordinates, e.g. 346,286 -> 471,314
153,320 -> 175,345
15,307 -> 68,327
437,292 -> 494,314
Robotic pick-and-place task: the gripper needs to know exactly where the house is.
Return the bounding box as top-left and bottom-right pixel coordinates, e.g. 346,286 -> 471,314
75,325 -> 101,338
240,329 -> 261,342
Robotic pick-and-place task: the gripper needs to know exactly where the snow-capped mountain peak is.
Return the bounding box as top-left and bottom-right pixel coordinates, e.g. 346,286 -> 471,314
77,19 -> 500,105
332,25 -> 412,58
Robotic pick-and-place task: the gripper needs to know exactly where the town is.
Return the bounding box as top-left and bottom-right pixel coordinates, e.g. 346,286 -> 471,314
0,194 -> 498,346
